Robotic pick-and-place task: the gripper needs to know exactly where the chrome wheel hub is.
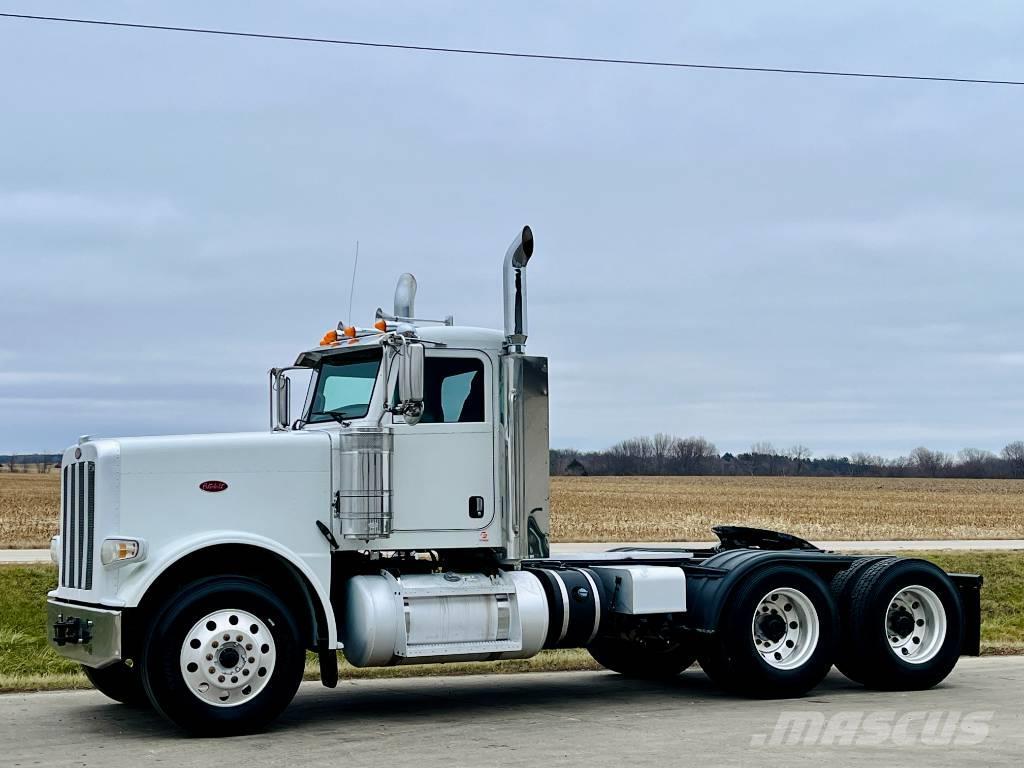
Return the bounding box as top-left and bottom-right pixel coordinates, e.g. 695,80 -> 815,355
751,587 -> 820,670
180,609 -> 276,707
885,585 -> 946,664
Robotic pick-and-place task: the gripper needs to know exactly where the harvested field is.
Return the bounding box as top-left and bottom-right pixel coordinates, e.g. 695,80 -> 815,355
2,473 -> 1024,548
0,473 -> 60,549
550,475 -> 1024,542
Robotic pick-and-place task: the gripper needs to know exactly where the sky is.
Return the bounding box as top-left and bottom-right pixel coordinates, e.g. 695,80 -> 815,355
1,1 -> 1023,457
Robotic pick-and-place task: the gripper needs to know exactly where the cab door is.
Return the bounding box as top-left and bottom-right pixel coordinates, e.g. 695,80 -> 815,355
389,349 -> 495,533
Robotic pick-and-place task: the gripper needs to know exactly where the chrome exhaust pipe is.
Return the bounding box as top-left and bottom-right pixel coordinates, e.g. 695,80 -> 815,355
502,226 -> 534,352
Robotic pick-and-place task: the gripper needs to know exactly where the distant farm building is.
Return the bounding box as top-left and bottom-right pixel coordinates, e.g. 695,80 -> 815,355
565,458 -> 589,476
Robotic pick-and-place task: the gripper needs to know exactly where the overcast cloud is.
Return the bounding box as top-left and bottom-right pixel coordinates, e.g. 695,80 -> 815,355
1,1 -> 1022,457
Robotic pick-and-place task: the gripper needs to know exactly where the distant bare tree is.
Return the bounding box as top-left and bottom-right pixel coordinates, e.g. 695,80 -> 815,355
749,442 -> 780,475
957,448 -> 995,478
673,436 -> 718,475
608,435 -> 656,474
885,455 -> 910,477
5,453 -> 16,473
787,444 -> 813,474
1002,441 -> 1024,477
910,447 -> 949,478
850,452 -> 885,476
651,433 -> 678,474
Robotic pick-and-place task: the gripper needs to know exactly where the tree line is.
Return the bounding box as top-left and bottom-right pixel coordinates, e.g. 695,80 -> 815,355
0,453 -> 61,473
551,436 -> 1024,479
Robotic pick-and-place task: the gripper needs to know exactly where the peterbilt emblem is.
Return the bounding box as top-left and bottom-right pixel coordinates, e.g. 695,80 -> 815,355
199,480 -> 229,493
74,447 -> 82,460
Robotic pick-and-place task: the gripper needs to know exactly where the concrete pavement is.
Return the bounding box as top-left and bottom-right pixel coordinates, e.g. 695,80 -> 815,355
0,549 -> 52,564
1,658 -> 1021,767
6,539 -> 1024,564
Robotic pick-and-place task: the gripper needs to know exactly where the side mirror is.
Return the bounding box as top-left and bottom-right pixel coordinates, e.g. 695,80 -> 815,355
398,343 -> 424,424
274,371 -> 291,430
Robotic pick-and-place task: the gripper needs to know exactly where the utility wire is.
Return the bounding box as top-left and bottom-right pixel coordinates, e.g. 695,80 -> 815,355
2,11 -> 1023,87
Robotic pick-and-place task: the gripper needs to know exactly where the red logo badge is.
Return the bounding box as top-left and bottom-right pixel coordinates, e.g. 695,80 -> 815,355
199,480 -> 228,493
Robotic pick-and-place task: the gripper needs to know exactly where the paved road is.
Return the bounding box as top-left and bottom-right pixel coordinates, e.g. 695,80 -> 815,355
0,549 -> 53,563
6,539 -> 1024,564
2,658 -> 1021,767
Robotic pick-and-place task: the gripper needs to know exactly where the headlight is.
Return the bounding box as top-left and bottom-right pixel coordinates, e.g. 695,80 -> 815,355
100,538 -> 147,567
50,535 -> 60,564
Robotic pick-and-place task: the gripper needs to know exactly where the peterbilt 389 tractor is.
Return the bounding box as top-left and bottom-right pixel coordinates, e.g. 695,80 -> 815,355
47,226 -> 982,735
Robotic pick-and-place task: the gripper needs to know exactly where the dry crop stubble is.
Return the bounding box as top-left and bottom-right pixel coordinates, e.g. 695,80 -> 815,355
3,472 -> 1024,548
550,475 -> 1024,542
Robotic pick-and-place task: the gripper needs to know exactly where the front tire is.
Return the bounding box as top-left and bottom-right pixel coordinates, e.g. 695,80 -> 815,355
588,636 -> 697,679
140,577 -> 305,736
698,565 -> 837,698
82,662 -> 149,706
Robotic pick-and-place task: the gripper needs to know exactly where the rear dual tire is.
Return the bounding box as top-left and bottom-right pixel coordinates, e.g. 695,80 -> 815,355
832,558 -> 963,690
698,565 -> 836,698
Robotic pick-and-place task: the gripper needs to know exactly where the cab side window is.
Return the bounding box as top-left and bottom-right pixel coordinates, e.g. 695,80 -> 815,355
420,357 -> 485,423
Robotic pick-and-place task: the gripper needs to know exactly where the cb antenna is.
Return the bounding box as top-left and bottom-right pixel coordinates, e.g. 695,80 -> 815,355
347,240 -> 359,323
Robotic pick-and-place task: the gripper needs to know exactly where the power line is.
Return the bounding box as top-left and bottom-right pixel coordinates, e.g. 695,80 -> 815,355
1,11 -> 1022,87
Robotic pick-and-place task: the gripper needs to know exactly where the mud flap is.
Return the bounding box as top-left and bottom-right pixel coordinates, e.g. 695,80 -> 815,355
949,573 -> 983,656
318,639 -> 338,688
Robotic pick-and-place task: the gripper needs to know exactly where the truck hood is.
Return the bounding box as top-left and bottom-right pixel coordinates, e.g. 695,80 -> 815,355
109,430 -> 333,476
54,429 -> 335,606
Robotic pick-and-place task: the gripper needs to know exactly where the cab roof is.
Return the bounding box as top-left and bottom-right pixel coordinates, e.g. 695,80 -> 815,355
294,325 -> 505,366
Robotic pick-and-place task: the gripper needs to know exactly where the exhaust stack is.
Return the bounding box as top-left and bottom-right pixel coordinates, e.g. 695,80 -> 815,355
502,225 -> 534,352
394,273 -> 417,319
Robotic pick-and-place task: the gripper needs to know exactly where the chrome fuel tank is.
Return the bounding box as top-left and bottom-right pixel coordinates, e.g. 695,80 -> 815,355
341,570 -> 549,667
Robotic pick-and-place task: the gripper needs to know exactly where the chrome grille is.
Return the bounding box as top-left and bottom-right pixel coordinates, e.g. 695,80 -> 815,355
61,461 -> 95,589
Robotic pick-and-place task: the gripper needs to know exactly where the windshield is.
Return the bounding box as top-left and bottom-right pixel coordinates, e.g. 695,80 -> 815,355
306,347 -> 383,423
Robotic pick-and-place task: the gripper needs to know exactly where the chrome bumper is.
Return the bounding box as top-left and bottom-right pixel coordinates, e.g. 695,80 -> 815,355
46,599 -> 122,669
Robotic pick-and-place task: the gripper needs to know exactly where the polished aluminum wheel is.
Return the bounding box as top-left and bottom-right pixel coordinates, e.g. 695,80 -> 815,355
751,587 -> 820,670
885,585 -> 946,664
179,609 -> 276,707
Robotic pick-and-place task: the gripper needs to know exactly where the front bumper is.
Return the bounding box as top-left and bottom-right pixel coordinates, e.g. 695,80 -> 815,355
46,599 -> 122,669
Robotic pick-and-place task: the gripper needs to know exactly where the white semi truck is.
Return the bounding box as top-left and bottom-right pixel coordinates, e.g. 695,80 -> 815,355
47,227 -> 982,735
